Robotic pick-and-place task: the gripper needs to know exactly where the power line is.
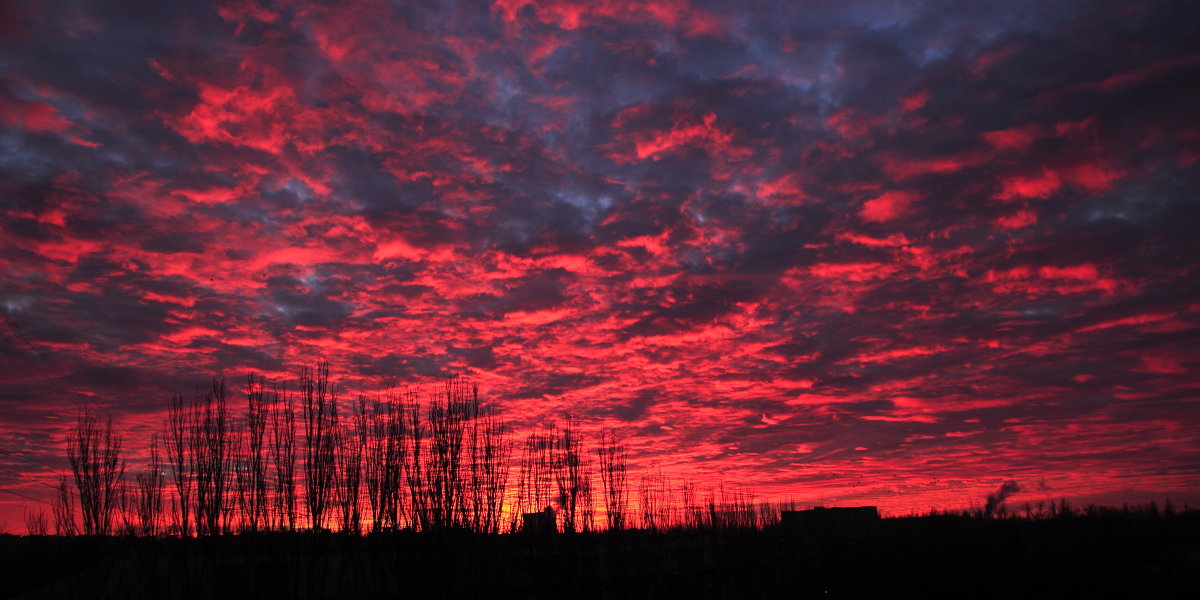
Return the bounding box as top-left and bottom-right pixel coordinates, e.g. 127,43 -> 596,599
0,311 -> 92,414
0,487 -> 57,507
0,451 -> 73,499
0,448 -> 65,472
0,465 -> 73,494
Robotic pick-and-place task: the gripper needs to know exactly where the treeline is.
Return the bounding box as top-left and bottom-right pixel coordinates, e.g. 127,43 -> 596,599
35,361 -> 786,537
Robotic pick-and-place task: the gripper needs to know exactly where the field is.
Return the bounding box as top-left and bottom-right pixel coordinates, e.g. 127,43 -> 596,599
5,510 -> 1198,599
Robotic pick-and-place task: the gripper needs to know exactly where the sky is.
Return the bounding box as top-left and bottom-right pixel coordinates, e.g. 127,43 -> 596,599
2,0 -> 1199,527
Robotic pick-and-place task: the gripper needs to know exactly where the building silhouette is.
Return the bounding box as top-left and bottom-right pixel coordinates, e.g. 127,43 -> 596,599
522,506 -> 556,534
781,506 -> 880,536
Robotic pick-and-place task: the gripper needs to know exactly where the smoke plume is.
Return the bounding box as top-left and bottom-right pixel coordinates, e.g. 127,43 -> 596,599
985,481 -> 1021,517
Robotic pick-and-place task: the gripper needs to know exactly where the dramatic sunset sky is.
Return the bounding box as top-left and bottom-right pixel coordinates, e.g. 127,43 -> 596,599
2,0 -> 1198,526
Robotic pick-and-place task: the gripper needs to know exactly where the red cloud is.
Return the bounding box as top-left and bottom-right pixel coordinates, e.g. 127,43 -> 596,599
633,112 -> 740,161
995,169 -> 1061,200
996,209 -> 1037,229
0,93 -> 72,132
2,0 -> 1198,526
900,89 -> 930,112
860,191 -> 917,222
494,0 -> 727,37
880,153 -> 982,179
985,264 -> 1121,295
982,124 -> 1041,152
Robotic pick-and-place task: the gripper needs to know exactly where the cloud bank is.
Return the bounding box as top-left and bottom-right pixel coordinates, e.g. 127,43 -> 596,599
2,0 -> 1198,519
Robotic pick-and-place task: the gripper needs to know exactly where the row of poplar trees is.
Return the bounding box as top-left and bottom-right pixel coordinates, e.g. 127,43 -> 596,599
56,361 -> 632,536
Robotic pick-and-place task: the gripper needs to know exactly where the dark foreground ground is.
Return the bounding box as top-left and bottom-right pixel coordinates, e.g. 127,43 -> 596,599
4,512 -> 1198,599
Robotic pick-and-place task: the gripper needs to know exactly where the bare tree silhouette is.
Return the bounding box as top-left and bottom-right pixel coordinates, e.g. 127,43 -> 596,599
117,478 -> 136,535
553,417 -> 585,533
424,378 -> 472,530
53,474 -> 77,536
302,361 -> 338,531
24,507 -> 48,535
235,374 -> 270,533
270,382 -> 297,531
363,391 -> 404,532
57,368 -> 851,540
193,379 -> 230,535
166,392 -> 193,537
577,445 -> 597,532
404,391 -> 428,531
363,390 -> 406,532
134,434 -> 164,536
67,407 -> 125,535
470,398 -> 511,534
334,395 -> 366,535
597,428 -> 629,531
514,422 -> 556,532
638,468 -> 673,531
